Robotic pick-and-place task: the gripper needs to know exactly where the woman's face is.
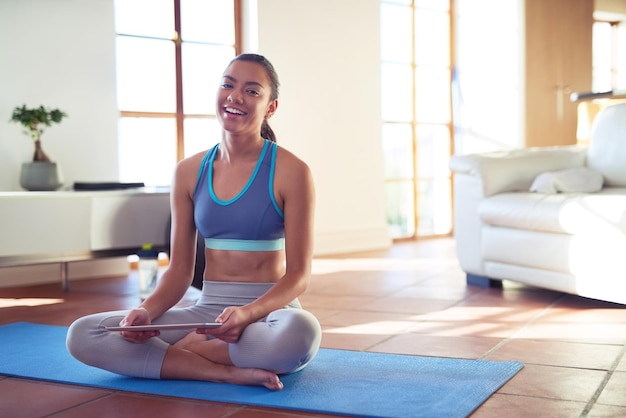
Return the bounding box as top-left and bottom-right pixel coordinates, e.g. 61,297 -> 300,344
216,60 -> 277,137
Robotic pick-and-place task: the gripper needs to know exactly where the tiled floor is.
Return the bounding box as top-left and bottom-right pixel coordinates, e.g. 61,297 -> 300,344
1,238 -> 625,417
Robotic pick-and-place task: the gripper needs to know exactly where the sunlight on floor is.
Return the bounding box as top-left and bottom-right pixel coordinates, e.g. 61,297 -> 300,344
312,258 -> 454,274
422,306 -> 528,321
322,306 -> 521,338
0,298 -> 65,308
323,321 -> 515,338
324,320 -> 417,335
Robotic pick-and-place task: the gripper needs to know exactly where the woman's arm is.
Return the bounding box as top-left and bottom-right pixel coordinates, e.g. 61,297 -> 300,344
139,157 -> 200,318
118,157 -> 200,342
120,155 -> 201,343
252,148 -> 316,311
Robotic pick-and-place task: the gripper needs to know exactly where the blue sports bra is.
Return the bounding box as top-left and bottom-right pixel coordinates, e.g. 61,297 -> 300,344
193,140 -> 285,251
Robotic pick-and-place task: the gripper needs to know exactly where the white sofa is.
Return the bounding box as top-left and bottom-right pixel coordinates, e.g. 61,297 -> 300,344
449,103 -> 626,305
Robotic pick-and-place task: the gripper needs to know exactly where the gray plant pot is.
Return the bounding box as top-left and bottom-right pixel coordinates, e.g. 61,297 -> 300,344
20,162 -> 64,191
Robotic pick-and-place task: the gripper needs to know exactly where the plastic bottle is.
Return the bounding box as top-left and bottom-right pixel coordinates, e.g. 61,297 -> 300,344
137,243 -> 159,300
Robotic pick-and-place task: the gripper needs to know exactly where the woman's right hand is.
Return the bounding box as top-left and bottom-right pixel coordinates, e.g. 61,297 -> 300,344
119,307 -> 160,343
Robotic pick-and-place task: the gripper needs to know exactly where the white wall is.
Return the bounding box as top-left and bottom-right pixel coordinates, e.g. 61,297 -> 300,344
595,0 -> 626,17
453,0 -> 524,154
0,0 -> 390,286
255,0 -> 391,255
0,0 -> 120,191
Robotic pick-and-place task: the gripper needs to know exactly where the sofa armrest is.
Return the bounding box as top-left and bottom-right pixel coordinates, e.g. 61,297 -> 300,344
449,146 -> 587,196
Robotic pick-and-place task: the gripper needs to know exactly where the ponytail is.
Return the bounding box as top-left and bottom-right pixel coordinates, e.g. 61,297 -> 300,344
261,119 -> 277,143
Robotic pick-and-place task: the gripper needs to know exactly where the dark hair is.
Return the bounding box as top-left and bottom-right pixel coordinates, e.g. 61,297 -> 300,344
229,53 -> 280,142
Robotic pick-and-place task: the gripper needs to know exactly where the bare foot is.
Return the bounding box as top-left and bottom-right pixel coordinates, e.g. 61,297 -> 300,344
234,367 -> 283,391
161,345 -> 283,390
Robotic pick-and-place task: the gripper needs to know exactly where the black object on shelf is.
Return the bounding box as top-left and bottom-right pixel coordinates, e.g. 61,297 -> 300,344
569,90 -> 626,102
73,182 -> 145,191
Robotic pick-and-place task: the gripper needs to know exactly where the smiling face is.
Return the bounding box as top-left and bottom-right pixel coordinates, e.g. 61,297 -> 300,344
216,60 -> 277,138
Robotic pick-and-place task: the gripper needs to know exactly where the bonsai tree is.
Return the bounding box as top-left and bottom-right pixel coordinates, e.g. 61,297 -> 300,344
10,105 -> 67,162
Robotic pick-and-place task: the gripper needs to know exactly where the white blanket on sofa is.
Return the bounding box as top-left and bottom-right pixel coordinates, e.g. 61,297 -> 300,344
530,167 -> 604,194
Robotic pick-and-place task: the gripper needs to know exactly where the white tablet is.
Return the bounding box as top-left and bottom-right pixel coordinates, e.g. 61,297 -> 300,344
105,323 -> 221,332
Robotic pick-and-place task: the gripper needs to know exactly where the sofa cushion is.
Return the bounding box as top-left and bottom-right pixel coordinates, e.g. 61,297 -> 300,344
449,147 -> 587,196
479,187 -> 626,235
587,103 -> 626,186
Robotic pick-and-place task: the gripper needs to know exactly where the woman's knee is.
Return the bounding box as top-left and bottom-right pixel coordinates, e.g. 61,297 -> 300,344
66,315 -> 95,362
267,309 -> 322,372
66,313 -> 123,364
276,309 -> 322,373
269,309 -> 322,346
230,309 -> 322,374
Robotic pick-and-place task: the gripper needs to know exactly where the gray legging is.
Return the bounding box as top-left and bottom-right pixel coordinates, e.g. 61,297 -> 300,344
66,281 -> 322,378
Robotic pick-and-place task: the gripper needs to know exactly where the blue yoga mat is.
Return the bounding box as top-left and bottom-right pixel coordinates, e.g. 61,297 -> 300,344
0,323 -> 522,418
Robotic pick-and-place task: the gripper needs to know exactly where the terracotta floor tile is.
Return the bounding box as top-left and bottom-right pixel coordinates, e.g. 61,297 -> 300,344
370,333 -> 503,359
596,371 -> 626,407
228,406 -> 340,417
472,393 -> 586,418
51,393 -> 238,418
0,378 -> 111,418
319,309 -> 420,331
1,238 -> 625,417
300,306 -> 341,322
461,287 -> 563,311
586,403 -> 626,417
404,319 -> 524,338
320,329 -> 392,351
496,363 -> 606,402
294,294 -> 376,311
538,304 -> 626,324
616,354 -> 626,372
514,321 -> 626,344
306,271 -> 419,298
486,339 -> 622,370
388,282 -> 481,300
555,294 -> 626,310
359,296 -> 459,315
413,303 -> 542,323
303,278 -> 420,300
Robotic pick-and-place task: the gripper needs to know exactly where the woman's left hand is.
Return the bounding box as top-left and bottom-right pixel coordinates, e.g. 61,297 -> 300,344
197,306 -> 249,343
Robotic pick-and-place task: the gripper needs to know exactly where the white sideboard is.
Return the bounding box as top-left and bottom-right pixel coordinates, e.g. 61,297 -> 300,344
0,188 -> 171,289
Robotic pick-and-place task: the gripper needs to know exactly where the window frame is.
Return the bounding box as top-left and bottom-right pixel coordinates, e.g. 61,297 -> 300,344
380,0 -> 454,240
116,0 -> 242,163
592,18 -> 623,91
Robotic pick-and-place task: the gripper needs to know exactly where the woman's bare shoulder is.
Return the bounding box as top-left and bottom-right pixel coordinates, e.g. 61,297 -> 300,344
175,149 -> 210,174
172,149 -> 212,194
274,144 -> 314,196
275,144 -> 310,172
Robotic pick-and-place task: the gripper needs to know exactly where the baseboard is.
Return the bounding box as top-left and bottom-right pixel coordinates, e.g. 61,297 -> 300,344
313,227 -> 392,256
0,257 -> 130,288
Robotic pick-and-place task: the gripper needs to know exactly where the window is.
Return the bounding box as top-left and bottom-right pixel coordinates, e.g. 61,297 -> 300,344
380,0 -> 453,239
114,0 -> 241,186
593,19 -> 626,91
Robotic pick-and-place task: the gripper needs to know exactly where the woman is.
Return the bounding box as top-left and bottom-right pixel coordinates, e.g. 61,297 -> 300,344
66,54 -> 322,391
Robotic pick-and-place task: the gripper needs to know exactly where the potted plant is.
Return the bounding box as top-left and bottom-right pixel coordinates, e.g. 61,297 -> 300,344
10,105 -> 68,191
